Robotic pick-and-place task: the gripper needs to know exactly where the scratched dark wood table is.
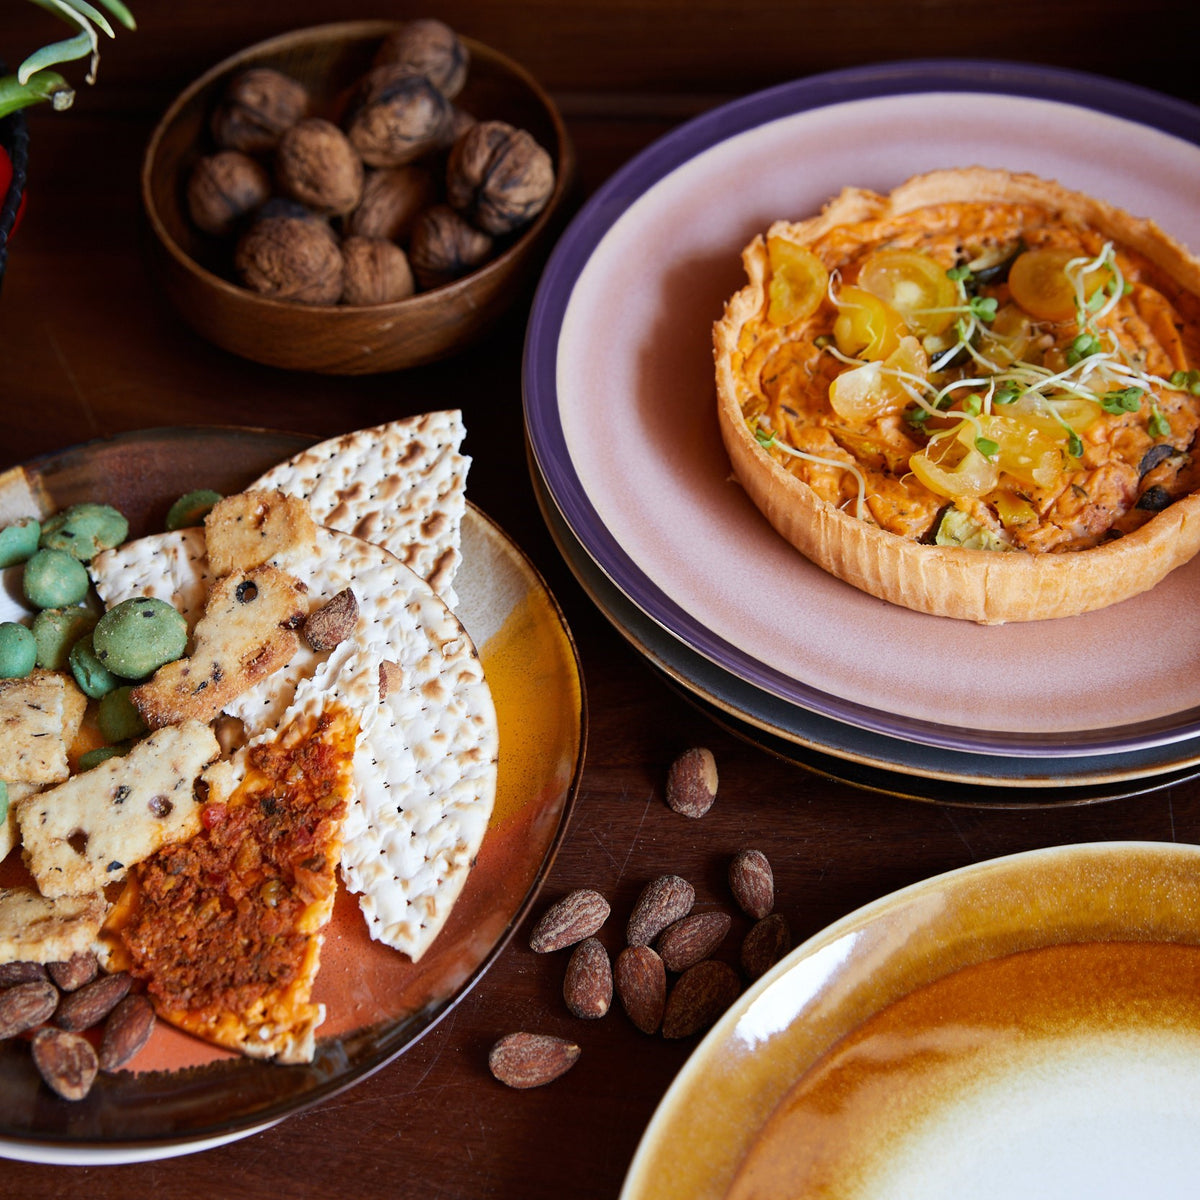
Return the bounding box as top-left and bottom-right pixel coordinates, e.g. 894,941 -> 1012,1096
1,1 -> 1199,1195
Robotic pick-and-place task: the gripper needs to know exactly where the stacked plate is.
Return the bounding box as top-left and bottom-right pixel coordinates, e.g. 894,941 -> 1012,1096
524,59 -> 1200,807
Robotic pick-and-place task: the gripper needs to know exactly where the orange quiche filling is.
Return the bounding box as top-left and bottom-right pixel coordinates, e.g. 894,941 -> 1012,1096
734,197 -> 1200,554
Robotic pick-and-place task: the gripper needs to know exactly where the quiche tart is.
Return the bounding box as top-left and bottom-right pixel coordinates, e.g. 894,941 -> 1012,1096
714,168 -> 1200,623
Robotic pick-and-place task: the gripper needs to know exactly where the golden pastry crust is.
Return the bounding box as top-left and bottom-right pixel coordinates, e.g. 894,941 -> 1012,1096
714,167 -> 1200,623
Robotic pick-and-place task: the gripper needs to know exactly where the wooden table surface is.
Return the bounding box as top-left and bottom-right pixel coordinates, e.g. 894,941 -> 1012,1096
2,1 -> 1199,1195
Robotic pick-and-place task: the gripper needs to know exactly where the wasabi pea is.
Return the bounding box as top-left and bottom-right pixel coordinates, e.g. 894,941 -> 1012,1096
22,548 -> 90,609
69,632 -> 119,699
166,489 -> 223,531
92,596 -> 187,680
97,686 -> 147,743
32,606 -> 98,671
39,503 -> 129,562
0,518 -> 41,568
78,745 -> 128,771
0,622 -> 36,679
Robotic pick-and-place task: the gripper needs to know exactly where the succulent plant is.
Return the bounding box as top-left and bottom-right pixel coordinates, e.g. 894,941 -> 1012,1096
0,0 -> 136,119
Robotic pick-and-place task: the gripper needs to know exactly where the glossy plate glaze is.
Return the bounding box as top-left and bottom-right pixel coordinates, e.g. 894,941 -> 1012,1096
524,60 -> 1200,759
0,427 -> 585,1164
530,454 -> 1200,804
621,841 -> 1200,1200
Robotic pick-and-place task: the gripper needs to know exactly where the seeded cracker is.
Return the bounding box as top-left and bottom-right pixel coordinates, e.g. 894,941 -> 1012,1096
247,411 -> 468,607
0,888 -> 108,965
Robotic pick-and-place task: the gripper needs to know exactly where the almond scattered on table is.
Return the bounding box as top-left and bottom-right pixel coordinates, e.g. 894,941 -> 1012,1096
32,1027 -> 98,1102
529,888 -> 611,953
655,910 -> 731,974
661,959 -> 742,1039
665,747 -> 718,818
563,937 -> 612,1019
99,994 -> 157,1072
488,1031 -> 581,1089
729,848 -> 774,920
54,971 -> 132,1033
741,912 -> 791,981
0,978 -> 59,1038
626,874 -> 695,947
614,945 -> 667,1035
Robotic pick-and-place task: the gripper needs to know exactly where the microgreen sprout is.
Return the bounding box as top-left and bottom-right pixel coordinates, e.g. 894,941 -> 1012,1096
1066,332 -> 1104,366
1149,405 -> 1171,438
975,436 -> 1000,459
946,265 -> 972,283
1100,386 -> 1144,415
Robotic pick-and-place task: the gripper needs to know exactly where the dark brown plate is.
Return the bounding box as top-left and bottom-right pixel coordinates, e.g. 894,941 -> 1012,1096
0,426 -> 585,1163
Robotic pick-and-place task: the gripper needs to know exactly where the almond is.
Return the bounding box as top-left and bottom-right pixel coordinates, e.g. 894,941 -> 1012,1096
55,971 -> 131,1032
626,874 -> 694,947
31,1027 -> 98,1101
99,993 -> 156,1072
488,1032 -> 580,1088
656,910 -> 732,973
729,848 -> 774,920
665,747 -> 718,818
662,959 -> 742,1039
304,586 -> 359,651
741,912 -> 791,981
563,937 -> 612,1019
0,978 -> 58,1038
529,889 -> 610,953
615,945 -> 667,1034
0,961 -> 48,988
47,950 -> 99,993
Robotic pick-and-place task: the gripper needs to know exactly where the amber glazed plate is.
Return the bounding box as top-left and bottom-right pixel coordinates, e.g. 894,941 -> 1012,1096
621,841 -> 1200,1200
0,427 -> 585,1163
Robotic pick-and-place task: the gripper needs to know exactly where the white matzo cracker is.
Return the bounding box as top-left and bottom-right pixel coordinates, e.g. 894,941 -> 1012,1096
248,411 -> 468,607
90,526 -> 211,627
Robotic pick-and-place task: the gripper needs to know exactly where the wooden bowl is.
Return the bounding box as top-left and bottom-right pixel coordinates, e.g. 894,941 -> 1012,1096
141,21 -> 573,374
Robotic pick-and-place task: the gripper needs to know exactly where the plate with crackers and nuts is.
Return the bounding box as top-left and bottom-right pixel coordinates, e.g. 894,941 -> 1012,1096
0,418 -> 583,1162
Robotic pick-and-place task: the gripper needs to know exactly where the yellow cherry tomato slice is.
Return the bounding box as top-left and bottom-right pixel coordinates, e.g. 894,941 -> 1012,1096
856,249 -> 959,337
909,422 -> 999,500
828,335 -> 929,422
833,286 -> 908,361
977,414 -> 1065,490
766,238 -> 829,326
978,303 -> 1035,366
1008,247 -> 1108,323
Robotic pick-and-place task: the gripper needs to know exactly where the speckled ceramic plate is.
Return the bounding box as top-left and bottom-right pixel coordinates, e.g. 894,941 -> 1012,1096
524,59 -> 1200,760
0,427 -> 585,1164
621,841 -> 1200,1200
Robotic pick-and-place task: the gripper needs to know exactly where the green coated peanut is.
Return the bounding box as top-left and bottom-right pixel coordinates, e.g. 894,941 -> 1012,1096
32,606 -> 98,671
0,622 -> 36,679
96,686 -> 148,743
68,632 -> 119,699
92,596 -> 187,680
77,745 -> 129,771
166,489 -> 223,531
22,548 -> 90,609
0,518 -> 41,568
39,503 -> 129,562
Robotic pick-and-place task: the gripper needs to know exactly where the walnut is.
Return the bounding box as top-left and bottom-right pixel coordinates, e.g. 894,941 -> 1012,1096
341,236 -> 415,306
372,18 -> 469,99
210,67 -> 309,155
275,118 -> 364,217
446,120 -> 555,236
345,69 -> 454,168
344,165 -> 438,242
234,214 -> 344,305
408,204 -> 493,289
186,150 -> 271,237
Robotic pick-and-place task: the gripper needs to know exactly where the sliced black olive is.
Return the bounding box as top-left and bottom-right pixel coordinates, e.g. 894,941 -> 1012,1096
1137,485 -> 1173,511
967,239 -> 1027,286
1138,443 -> 1175,477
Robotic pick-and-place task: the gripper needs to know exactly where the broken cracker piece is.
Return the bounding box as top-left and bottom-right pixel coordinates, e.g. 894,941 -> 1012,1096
0,887 -> 108,965
0,670 -> 76,786
133,565 -> 306,729
19,719 -> 220,898
204,490 -> 317,578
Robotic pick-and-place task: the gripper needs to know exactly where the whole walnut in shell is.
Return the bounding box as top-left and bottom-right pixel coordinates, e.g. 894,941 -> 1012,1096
446,120 -> 555,235
341,236 -> 415,306
211,67 -> 309,155
345,69 -> 454,168
372,18 -> 469,99
345,165 -> 439,242
186,150 -> 271,237
408,204 -> 493,289
275,118 -> 364,217
234,214 -> 344,305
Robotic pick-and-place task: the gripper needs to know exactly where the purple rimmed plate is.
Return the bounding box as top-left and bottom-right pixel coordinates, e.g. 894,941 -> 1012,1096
524,59 -> 1200,760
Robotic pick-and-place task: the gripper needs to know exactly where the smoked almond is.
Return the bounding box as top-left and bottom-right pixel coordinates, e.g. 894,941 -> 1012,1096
563,937 -> 612,1019
656,910 -> 731,973
529,889 -> 610,953
488,1032 -> 580,1089
615,945 -> 667,1035
662,959 -> 742,1039
627,875 -> 694,947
